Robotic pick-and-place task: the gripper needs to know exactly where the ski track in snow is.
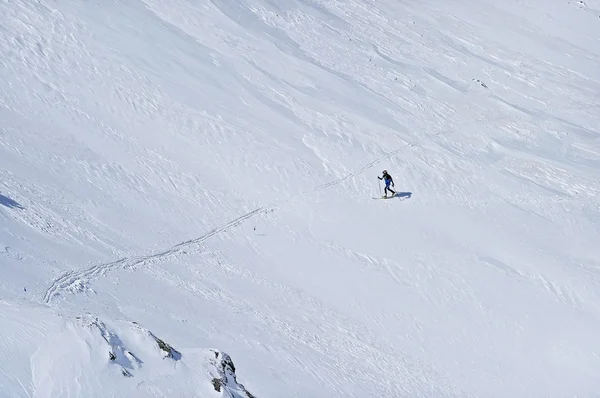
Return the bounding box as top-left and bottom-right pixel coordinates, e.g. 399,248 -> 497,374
11,0 -> 596,306
41,100 -> 520,306
41,97 -> 598,305
42,135 -> 422,304
43,207 -> 264,304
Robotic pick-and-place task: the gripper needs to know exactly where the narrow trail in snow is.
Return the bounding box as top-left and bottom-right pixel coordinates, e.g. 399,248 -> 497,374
41,137 -> 422,304
40,110 -> 551,304
42,208 -> 265,303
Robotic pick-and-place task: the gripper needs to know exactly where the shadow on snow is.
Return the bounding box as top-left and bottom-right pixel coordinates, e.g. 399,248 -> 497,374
394,192 -> 412,199
374,192 -> 412,200
0,194 -> 24,209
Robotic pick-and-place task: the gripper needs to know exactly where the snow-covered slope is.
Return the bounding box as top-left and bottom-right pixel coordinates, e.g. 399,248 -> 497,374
1,0 -> 600,396
0,300 -> 253,397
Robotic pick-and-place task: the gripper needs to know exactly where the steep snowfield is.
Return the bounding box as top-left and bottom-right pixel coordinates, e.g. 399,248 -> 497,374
1,0 -> 600,396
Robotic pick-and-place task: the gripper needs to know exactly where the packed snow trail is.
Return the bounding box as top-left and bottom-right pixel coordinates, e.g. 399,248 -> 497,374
42,113 -> 507,305
42,137 -> 420,304
43,207 -> 265,303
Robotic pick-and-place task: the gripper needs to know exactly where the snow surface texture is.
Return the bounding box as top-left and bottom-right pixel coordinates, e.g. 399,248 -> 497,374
1,0 -> 600,397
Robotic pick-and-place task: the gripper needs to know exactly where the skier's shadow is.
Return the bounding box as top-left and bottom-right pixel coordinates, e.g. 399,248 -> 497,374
394,192 -> 412,199
0,194 -> 24,209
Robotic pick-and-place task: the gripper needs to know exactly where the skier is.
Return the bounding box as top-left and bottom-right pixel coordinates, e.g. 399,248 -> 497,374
378,170 -> 396,197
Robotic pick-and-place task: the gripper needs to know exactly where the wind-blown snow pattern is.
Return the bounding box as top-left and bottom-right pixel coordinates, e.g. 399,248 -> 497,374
1,0 -> 600,396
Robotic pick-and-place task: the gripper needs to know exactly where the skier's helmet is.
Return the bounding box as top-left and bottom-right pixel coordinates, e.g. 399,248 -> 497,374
382,170 -> 388,174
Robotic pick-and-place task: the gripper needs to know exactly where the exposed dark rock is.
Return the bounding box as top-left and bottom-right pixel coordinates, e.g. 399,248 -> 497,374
149,332 -> 182,360
209,349 -> 255,397
212,378 -> 222,392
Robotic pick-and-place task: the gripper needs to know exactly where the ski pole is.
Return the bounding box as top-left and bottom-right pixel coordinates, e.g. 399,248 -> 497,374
378,179 -> 382,196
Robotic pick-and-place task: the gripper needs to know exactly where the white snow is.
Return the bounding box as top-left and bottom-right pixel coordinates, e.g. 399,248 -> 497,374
1,0 -> 600,396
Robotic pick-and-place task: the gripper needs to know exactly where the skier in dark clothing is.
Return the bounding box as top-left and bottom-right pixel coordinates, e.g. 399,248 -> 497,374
378,170 -> 396,197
